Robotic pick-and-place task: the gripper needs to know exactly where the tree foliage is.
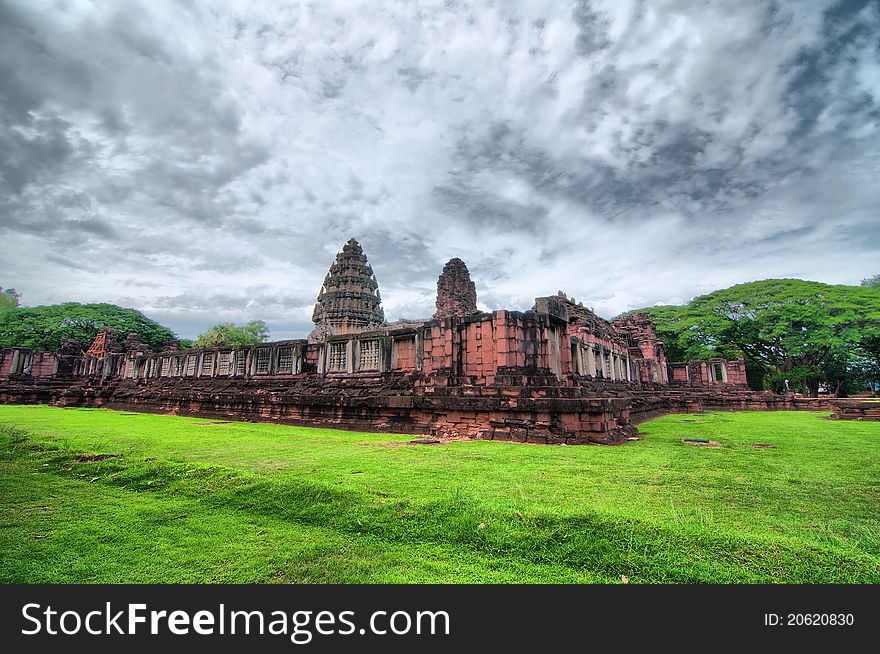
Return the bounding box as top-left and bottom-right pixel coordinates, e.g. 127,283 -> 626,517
0,287 -> 21,315
625,303 -> 744,363
0,303 -> 177,353
860,274 -> 880,288
625,279 -> 880,396
193,320 -> 270,348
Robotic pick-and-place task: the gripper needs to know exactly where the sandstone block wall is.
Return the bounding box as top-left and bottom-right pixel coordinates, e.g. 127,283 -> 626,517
829,399 -> 880,421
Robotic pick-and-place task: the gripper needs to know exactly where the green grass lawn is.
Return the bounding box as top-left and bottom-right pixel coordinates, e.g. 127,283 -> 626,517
1,405 -> 878,583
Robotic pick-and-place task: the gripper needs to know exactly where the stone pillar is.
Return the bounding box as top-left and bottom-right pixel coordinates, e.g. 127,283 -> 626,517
295,344 -> 304,374
415,331 -> 424,372
321,344 -> 329,375
381,337 -> 391,372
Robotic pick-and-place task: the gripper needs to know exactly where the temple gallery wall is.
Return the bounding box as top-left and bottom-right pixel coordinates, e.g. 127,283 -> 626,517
0,239 -> 835,444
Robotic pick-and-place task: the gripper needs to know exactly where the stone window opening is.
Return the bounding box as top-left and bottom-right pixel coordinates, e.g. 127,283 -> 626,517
201,353 -> 214,376
328,342 -> 347,372
217,352 -> 232,376
359,340 -> 380,371
185,356 -> 197,376
255,349 -> 270,374
234,353 -> 247,376
277,348 -> 294,374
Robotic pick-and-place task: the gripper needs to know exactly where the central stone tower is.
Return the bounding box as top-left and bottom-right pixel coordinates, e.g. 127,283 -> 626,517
310,238 -> 385,341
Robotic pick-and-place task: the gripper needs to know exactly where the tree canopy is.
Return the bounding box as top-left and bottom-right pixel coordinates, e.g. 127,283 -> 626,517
0,303 -> 177,353
0,288 -> 21,315
625,279 -> 880,396
193,320 -> 270,348
861,274 -> 880,288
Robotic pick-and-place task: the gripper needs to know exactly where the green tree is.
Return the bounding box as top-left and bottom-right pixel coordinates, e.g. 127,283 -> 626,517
624,280 -> 880,396
860,274 -> 880,288
853,328 -> 880,394
0,287 -> 21,315
0,303 -> 177,353
193,320 -> 270,348
624,304 -> 744,362
678,280 -> 880,396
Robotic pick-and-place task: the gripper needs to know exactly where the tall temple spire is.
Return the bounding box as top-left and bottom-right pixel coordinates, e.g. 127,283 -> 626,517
310,238 -> 385,341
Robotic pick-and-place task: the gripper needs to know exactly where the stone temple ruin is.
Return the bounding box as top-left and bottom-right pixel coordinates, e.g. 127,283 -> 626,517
0,239 -> 827,444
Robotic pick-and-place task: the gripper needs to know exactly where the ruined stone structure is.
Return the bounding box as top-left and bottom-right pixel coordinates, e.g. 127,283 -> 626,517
0,239 -> 816,444
434,258 -> 478,319
611,313 -> 669,384
667,359 -> 748,386
829,399 -> 880,421
124,333 -> 151,356
84,328 -> 122,358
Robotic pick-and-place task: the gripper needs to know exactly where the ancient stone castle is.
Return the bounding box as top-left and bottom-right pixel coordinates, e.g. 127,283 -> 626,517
2,239 -> 821,444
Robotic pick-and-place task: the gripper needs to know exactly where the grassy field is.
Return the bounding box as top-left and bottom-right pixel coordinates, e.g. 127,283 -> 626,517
1,404 -> 878,583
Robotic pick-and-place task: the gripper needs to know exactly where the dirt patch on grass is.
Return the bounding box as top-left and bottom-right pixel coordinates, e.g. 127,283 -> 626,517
738,443 -> 776,449
382,438 -> 452,447
74,453 -> 117,463
683,439 -> 722,449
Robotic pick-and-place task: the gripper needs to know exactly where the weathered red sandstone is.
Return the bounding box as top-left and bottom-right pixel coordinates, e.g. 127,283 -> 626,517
829,399 -> 880,421
434,258 -> 478,319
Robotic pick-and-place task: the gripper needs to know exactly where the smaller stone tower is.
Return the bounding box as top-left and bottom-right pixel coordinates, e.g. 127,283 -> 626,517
434,258 -> 478,319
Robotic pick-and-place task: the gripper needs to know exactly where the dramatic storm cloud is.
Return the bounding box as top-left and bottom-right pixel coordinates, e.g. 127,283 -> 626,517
1,0 -> 878,339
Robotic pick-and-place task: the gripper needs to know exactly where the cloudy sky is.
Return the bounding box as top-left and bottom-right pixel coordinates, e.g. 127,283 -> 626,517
1,0 -> 878,340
